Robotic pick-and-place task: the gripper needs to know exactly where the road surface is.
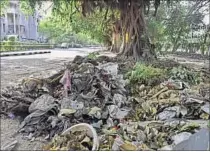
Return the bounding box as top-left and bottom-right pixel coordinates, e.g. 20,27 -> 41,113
1,47 -> 109,88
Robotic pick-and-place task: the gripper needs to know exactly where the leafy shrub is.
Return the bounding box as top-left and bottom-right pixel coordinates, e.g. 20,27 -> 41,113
87,52 -> 100,59
126,63 -> 166,85
0,41 -> 53,52
8,36 -> 16,42
169,66 -> 201,85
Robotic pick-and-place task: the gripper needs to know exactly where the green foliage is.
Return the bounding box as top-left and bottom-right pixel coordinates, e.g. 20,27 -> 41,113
7,36 -> 17,42
87,52 -> 100,60
169,66 -> 201,85
69,9 -> 113,44
0,40 -> 53,52
38,18 -> 66,43
16,0 -> 209,55
147,2 -> 205,53
0,0 -> 9,16
38,14 -> 102,45
126,63 -> 166,84
19,0 -> 42,17
36,0 -> 115,45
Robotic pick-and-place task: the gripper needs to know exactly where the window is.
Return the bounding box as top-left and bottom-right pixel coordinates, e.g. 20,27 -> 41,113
3,24 -> 5,32
10,3 -> 17,8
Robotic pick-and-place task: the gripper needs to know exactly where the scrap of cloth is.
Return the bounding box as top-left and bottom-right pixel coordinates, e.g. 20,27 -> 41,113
60,69 -> 71,96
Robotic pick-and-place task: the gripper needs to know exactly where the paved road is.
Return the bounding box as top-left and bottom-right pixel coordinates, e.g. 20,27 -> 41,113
1,47 -> 109,88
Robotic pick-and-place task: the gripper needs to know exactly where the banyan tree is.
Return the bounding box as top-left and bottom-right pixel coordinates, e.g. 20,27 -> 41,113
28,0 -> 210,61
25,0 -> 164,61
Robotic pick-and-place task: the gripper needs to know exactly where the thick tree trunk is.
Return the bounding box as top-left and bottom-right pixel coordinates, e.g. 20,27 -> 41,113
117,0 -> 156,61
110,33 -> 121,52
110,19 -> 122,53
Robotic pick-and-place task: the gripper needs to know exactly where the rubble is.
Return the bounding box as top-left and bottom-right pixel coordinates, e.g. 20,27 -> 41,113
1,55 -> 209,150
172,132 -> 192,145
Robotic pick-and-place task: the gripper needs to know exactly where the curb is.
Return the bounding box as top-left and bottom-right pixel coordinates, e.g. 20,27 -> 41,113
0,51 -> 51,57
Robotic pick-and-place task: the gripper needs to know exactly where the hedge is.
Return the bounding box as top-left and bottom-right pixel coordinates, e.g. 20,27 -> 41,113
0,41 -> 54,52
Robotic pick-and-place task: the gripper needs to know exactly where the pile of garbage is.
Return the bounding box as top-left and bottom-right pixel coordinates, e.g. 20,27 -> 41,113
1,55 -> 209,150
1,55 -> 131,137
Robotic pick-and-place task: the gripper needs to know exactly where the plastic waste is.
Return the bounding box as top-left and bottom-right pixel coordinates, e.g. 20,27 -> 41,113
201,103 -> 210,114
97,63 -> 118,76
62,123 -> 99,151
172,132 -> 192,145
157,110 -> 176,120
28,94 -> 56,113
112,136 -> 124,150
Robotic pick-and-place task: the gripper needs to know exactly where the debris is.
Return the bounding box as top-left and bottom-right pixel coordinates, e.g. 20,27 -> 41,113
59,69 -> 71,97
179,122 -> 200,132
180,106 -> 188,116
8,113 -> 15,119
136,130 -> 147,142
92,120 -> 103,129
88,107 -> 101,119
185,96 -> 205,104
28,94 -> 56,113
112,136 -> 124,150
151,87 -> 168,99
58,108 -> 76,117
108,105 -> 130,119
1,55 -> 209,151
45,123 -> 99,151
201,103 -> 210,115
97,62 -> 118,76
120,142 -> 137,151
172,132 -> 192,145
113,94 -> 127,108
157,110 -> 177,120
159,145 -> 173,150
169,66 -> 201,85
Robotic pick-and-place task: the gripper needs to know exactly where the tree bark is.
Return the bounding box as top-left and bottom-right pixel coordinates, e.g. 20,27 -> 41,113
117,0 -> 156,61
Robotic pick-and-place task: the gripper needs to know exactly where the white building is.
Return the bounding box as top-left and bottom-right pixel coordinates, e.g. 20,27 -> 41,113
0,0 -> 41,41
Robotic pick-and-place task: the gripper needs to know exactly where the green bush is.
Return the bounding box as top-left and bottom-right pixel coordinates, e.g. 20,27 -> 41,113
8,36 -> 16,42
0,41 -> 53,52
169,66 -> 201,85
87,52 -> 100,59
126,63 -> 166,85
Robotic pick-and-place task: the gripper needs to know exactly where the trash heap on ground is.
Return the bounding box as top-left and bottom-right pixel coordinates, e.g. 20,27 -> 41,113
1,55 -> 209,151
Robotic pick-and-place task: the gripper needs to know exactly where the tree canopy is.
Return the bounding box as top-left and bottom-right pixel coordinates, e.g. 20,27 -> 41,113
1,0 -> 209,59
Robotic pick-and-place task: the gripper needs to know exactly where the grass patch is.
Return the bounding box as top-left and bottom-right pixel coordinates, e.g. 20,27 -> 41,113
126,63 -> 166,85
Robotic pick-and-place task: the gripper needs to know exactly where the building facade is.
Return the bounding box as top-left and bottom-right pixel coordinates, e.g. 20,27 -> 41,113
0,0 -> 40,41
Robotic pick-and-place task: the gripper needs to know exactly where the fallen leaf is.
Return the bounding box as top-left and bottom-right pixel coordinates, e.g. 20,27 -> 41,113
120,142 -> 137,151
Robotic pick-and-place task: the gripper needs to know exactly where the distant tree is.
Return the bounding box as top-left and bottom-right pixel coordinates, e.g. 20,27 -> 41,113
0,0 -> 9,16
